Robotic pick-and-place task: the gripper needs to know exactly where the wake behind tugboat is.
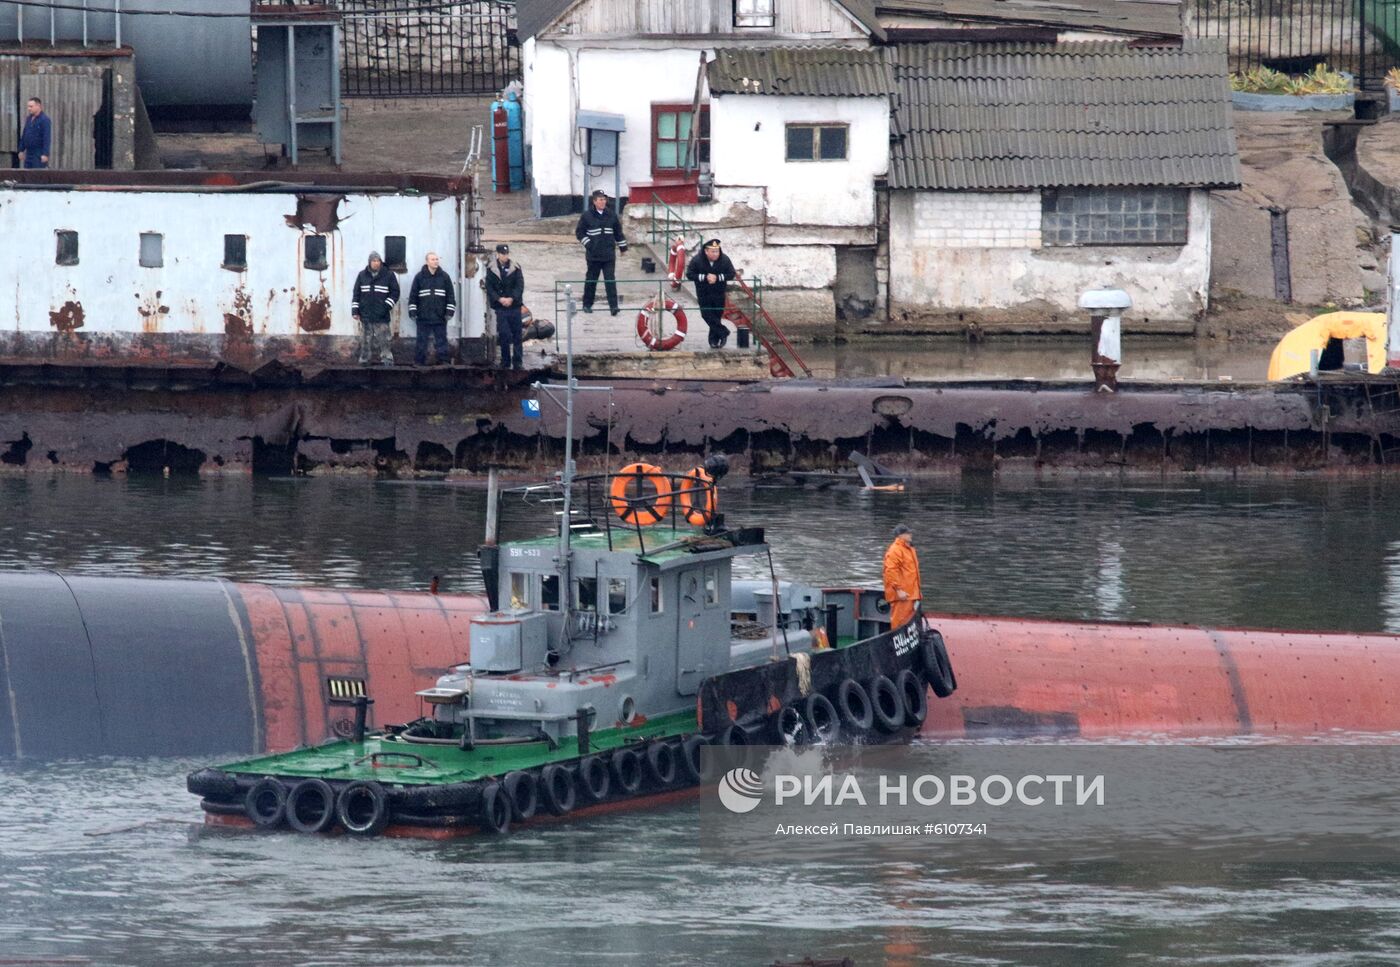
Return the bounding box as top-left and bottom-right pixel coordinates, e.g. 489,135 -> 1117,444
188,456 -> 957,838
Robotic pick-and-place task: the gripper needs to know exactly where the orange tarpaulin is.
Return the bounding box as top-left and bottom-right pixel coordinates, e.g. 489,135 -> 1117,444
1266,311 -> 1388,380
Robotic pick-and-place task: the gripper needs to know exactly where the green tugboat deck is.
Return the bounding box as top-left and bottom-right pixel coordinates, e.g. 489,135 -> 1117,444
219,710 -> 700,785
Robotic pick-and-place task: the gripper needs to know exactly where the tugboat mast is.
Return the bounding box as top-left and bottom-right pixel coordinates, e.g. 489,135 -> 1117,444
557,286 -> 577,615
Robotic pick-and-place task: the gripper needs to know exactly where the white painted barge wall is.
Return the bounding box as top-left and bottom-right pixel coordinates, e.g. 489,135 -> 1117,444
709,93 -> 888,227
0,189 -> 465,337
888,189 -> 1213,321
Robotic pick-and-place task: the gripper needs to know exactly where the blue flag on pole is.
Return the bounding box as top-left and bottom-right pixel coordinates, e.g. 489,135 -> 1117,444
521,399 -> 542,420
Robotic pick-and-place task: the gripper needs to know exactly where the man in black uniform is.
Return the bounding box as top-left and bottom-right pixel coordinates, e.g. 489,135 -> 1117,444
485,243 -> 525,369
686,238 -> 738,349
351,250 -> 399,366
574,189 -> 628,315
407,251 -> 457,366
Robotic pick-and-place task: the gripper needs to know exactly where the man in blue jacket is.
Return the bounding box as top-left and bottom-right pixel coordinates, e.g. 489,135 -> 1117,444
351,250 -> 399,366
18,97 -> 50,169
407,251 -> 457,366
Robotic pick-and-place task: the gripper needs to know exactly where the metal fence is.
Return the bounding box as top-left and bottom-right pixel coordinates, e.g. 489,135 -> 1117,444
1189,0 -> 1400,89
339,0 -> 518,97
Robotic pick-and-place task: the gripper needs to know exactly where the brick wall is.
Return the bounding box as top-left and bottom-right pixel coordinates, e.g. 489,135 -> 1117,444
911,191 -> 1042,248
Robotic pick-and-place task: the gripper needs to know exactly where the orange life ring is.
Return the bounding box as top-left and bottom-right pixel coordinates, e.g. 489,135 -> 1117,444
609,462 -> 673,526
666,239 -> 687,292
637,299 -> 688,351
676,466 -> 716,527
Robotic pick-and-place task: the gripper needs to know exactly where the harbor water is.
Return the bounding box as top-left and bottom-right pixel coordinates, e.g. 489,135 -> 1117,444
4,474 -> 1400,966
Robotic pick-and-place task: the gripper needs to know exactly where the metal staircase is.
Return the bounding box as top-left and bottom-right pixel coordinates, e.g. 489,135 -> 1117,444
644,194 -> 812,378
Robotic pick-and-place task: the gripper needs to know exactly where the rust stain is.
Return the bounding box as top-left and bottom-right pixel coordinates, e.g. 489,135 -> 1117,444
223,313 -> 253,338
49,300 -> 84,332
298,290 -> 332,333
284,195 -> 343,233
137,296 -> 171,333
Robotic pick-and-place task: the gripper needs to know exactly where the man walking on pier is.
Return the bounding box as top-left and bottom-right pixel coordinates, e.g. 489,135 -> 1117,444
575,189 -> 627,315
486,243 -> 525,369
883,524 -> 922,629
686,238 -> 737,349
351,250 -> 399,366
408,251 -> 457,366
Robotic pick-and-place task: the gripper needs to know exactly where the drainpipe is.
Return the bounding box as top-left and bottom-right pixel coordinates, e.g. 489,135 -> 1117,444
1388,227 -> 1400,370
1078,288 -> 1132,393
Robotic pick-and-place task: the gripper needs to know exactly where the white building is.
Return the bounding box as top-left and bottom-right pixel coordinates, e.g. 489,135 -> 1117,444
516,0 -> 884,216
0,173 -> 488,363
515,0 -> 1240,333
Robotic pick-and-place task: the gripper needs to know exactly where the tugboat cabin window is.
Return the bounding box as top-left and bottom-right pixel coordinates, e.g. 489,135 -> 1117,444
223,234 -> 247,271
649,576 -> 663,613
576,577 -> 599,612
139,232 -> 163,268
608,578 -> 628,615
384,235 -> 407,272
304,234 -> 329,270
541,574 -> 560,610
510,572 -> 530,609
704,568 -> 719,607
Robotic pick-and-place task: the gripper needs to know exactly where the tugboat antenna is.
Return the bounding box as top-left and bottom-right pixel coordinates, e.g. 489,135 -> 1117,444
559,286 -> 577,598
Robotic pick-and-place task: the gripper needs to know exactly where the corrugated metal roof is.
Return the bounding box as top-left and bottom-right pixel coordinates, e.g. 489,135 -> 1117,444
877,0 -> 1182,38
709,46 -> 892,97
888,40 -> 1240,190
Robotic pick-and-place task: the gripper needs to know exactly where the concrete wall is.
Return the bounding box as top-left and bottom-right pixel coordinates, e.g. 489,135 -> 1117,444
709,93 -> 887,226
887,188 -> 1213,329
0,188 -> 463,338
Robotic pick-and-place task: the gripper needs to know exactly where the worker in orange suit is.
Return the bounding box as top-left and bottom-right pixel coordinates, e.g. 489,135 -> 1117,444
883,524 -> 922,629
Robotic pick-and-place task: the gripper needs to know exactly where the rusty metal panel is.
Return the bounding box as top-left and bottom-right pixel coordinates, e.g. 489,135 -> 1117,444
21,66 -> 103,170
0,56 -> 20,153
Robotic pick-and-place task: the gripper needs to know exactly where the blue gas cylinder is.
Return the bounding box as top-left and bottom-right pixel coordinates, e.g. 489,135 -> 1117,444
503,90 -> 524,191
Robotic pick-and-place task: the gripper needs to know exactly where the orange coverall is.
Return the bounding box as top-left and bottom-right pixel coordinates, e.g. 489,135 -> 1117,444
882,537 -> 922,628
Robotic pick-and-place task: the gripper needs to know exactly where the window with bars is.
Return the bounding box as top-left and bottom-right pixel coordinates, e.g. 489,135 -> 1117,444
651,104 -> 710,176
1041,188 -> 1190,246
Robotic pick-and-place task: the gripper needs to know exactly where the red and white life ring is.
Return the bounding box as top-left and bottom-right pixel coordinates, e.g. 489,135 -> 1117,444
637,298 -> 688,351
665,239 -> 687,291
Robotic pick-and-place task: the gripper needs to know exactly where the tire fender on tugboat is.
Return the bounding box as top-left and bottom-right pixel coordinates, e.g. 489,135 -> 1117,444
245,777 -> 287,829
479,781 -> 511,835
540,763 -> 576,816
610,747 -> 643,795
867,675 -> 905,734
503,770 -> 538,821
285,779 -> 337,834
336,780 -> 391,837
895,668 -> 928,727
835,679 -> 875,733
576,755 -> 610,802
921,628 -> 957,697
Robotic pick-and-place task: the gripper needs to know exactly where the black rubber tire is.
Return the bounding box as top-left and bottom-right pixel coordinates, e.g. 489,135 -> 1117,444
576,755 -> 611,803
245,777 -> 287,829
479,781 -> 511,835
773,704 -> 808,747
868,675 -> 905,733
717,723 -> 750,747
189,768 -> 238,801
896,668 -> 928,727
336,780 -> 390,837
540,763 -> 576,816
835,679 -> 875,732
643,741 -> 677,787
678,735 -> 706,785
503,770 -> 538,821
285,779 -> 337,834
803,692 -> 841,744
610,747 -> 642,796
922,629 -> 957,698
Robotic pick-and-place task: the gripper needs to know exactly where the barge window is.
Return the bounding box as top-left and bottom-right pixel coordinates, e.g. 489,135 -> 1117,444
608,578 -> 628,615
223,234 -> 247,271
304,234 -> 328,271
541,574 -> 560,611
734,0 -> 775,28
55,230 -> 78,266
384,235 -> 407,272
649,576 -> 663,613
785,124 -> 848,162
704,568 -> 719,607
139,232 -> 163,268
510,572 -> 530,609
576,577 -> 598,612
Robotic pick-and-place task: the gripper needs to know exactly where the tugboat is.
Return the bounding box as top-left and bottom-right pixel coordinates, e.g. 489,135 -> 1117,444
187,293 -> 957,838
